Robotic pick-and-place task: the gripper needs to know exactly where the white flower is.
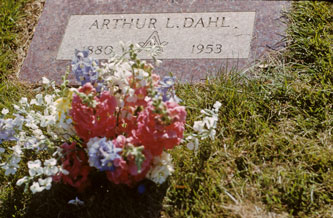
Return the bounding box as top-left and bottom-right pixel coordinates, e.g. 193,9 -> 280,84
35,94 -> 44,106
44,158 -> 57,166
128,88 -> 135,96
1,108 -> 9,115
60,167 -> 69,175
3,165 -> 17,175
1,155 -> 21,175
203,116 -> 218,129
186,136 -> 199,151
32,129 -> 45,140
44,95 -> 53,105
200,109 -> 210,116
16,176 -> 28,186
186,142 -> 196,151
213,101 -> 222,112
13,115 -> 24,129
38,177 -> 52,190
135,69 -> 149,80
30,182 -> 45,194
23,136 -> 39,149
146,152 -> 174,184
0,147 -> 5,154
40,115 -> 56,127
30,99 -> 38,105
13,104 -> 20,111
155,59 -> 162,66
25,120 -> 38,130
43,158 -> 58,176
209,129 -> 217,140
68,197 -> 84,206
19,97 -> 28,105
193,121 -> 205,133
42,77 -> 50,85
11,145 -> 22,155
28,160 -> 41,168
28,160 -> 43,176
191,102 -> 221,142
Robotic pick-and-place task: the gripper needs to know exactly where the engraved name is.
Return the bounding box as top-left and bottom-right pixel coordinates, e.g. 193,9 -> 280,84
88,16 -> 230,30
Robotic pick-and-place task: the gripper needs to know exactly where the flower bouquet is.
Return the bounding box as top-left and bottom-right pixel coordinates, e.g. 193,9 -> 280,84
0,44 -> 187,193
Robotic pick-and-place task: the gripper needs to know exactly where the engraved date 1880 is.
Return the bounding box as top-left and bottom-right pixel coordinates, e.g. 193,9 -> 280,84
191,44 -> 222,54
83,46 -> 114,55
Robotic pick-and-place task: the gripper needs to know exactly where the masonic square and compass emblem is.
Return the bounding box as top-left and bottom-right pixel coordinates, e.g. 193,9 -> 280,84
138,31 -> 168,53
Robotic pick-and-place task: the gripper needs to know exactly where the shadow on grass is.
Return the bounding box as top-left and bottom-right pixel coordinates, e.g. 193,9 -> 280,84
2,174 -> 168,218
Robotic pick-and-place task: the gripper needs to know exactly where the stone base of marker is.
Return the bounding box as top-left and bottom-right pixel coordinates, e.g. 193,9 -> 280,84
20,0 -> 290,84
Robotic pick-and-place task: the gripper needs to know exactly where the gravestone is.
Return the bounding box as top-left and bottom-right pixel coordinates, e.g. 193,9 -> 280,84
20,0 -> 290,84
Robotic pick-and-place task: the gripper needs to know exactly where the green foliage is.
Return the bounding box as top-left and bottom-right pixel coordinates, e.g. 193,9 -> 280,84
163,2 -> 332,217
0,0 -> 24,78
0,1 -> 332,218
0,0 -> 32,109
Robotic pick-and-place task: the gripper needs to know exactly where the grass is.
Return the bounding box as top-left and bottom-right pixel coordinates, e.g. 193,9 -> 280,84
0,0 -> 25,110
0,1 -> 332,217
0,0 -> 43,109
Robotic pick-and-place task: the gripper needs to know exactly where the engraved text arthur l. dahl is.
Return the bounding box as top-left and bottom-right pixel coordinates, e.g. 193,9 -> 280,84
89,16 -> 230,30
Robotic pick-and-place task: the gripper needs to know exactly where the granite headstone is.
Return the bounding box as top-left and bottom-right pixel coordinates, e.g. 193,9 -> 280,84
20,0 -> 290,84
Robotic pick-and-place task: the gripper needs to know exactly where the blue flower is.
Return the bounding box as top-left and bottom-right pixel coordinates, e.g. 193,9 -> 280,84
157,76 -> 181,103
87,138 -> 122,172
71,50 -> 105,92
137,184 -> 146,194
0,119 -> 17,145
160,76 -> 175,89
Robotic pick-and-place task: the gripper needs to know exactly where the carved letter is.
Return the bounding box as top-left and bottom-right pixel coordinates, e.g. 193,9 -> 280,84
221,17 -> 230,27
113,18 -> 122,29
123,18 -> 134,28
136,18 -> 146,29
148,18 -> 157,29
208,17 -> 219,28
183,17 -> 194,28
102,19 -> 111,29
89,20 -> 99,29
194,18 -> 205,28
166,18 -> 175,28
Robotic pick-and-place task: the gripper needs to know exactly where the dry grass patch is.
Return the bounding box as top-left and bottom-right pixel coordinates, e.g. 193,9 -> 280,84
223,202 -> 289,218
15,0 -> 45,78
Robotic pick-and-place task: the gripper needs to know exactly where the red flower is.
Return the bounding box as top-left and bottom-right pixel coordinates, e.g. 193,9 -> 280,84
57,142 -> 92,192
70,83 -> 117,142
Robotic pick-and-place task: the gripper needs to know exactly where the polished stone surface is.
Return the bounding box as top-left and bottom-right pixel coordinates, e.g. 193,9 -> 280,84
20,0 -> 290,84
57,12 -> 256,60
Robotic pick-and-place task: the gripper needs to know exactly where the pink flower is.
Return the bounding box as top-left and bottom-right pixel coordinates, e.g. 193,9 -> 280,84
132,102 -> 186,156
152,74 -> 160,87
70,83 -> 117,142
165,101 -> 187,123
106,136 -> 152,186
117,74 -> 160,137
125,87 -> 148,107
118,87 -> 149,137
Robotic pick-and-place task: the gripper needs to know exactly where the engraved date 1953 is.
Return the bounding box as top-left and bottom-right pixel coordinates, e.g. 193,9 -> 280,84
191,44 -> 222,54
